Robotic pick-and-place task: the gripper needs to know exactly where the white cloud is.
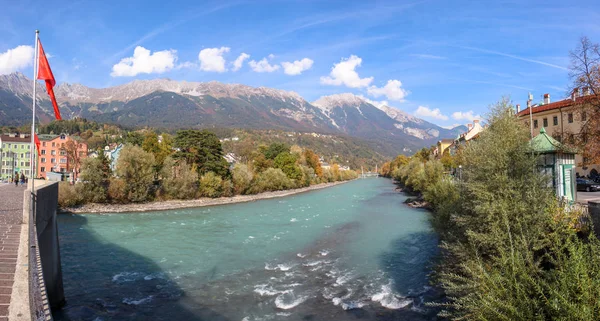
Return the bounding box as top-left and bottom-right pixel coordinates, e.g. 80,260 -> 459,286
249,55 -> 280,73
232,53 -> 250,71
198,47 -> 230,72
414,106 -> 448,120
320,55 -> 373,88
0,45 -> 34,75
452,110 -> 481,121
356,94 -> 388,108
281,58 -> 314,75
111,46 -> 177,77
176,61 -> 198,69
367,79 -> 409,102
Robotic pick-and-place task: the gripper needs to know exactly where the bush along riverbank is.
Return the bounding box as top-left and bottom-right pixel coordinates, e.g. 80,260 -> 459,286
58,131 -> 358,210
381,99 -> 600,320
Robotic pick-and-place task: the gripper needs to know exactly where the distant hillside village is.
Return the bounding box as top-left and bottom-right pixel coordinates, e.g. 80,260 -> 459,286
0,129 -> 351,183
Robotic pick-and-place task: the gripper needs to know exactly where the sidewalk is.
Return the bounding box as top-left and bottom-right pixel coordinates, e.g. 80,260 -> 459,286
0,184 -> 25,320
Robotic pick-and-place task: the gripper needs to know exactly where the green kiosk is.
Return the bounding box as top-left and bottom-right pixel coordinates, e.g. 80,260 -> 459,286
530,127 -> 577,202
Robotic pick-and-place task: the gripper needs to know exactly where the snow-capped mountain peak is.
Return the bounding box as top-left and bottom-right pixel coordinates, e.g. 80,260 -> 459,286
312,93 -> 367,111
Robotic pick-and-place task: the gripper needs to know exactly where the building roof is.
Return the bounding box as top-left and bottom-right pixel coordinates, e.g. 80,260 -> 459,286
0,134 -> 31,143
38,134 -> 58,141
530,127 -> 575,154
516,94 -> 597,117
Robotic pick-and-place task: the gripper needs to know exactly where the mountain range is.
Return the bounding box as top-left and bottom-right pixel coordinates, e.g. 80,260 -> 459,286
0,72 -> 466,155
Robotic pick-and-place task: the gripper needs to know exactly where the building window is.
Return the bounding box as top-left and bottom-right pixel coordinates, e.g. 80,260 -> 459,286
41,158 -> 46,163
51,158 -> 56,163
533,119 -> 538,128
20,162 -> 23,166
25,162 -> 29,167
51,150 -> 56,155
582,111 -> 587,121
42,142 -> 46,147
543,118 -> 548,127
20,153 -> 23,158
569,134 -> 575,144
60,158 -> 67,164
41,167 -> 45,172
41,150 -> 46,155
553,116 -> 558,126
52,142 -> 55,147
568,113 -> 573,123
60,150 -> 66,156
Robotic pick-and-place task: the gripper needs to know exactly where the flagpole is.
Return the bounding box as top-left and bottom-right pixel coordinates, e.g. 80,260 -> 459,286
30,30 -> 39,195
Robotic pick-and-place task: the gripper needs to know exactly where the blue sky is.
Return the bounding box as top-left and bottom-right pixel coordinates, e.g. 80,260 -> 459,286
1,0 -> 599,128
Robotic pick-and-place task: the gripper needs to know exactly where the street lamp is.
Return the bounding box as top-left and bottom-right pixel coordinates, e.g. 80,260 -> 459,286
458,165 -> 463,181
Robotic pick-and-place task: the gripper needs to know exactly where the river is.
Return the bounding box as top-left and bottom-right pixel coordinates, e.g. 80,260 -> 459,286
53,178 -> 440,321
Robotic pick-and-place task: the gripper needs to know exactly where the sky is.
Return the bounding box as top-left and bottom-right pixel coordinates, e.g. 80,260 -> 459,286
1,0 -> 599,128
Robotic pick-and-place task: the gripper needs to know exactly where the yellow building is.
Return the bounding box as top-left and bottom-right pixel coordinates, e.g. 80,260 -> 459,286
434,139 -> 454,159
516,91 -> 598,176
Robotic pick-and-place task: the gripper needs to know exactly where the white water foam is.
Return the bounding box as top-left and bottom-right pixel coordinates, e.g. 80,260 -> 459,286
274,291 -> 308,310
371,282 -> 413,309
254,284 -> 289,296
112,272 -> 142,283
302,260 -> 322,267
342,301 -> 368,310
296,253 -> 306,258
265,263 -> 296,271
335,272 -> 353,285
319,250 -> 329,256
290,218 -> 298,222
122,295 -> 153,305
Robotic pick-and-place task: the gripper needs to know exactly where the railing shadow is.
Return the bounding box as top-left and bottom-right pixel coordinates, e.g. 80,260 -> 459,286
52,214 -> 231,321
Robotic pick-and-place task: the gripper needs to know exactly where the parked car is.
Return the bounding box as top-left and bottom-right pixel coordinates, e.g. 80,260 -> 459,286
577,178 -> 600,192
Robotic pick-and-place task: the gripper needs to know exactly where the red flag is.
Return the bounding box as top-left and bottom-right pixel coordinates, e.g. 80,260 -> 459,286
37,39 -> 62,120
34,133 -> 41,157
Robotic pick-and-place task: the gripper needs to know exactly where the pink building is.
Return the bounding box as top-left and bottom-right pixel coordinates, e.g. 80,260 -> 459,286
37,134 -> 87,179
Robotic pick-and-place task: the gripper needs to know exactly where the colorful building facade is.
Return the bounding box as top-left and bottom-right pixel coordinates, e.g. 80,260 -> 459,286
37,134 -> 88,180
0,133 -> 33,181
516,91 -> 599,176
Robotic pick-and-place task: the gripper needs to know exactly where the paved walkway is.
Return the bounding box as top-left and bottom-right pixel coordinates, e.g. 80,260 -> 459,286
0,184 -> 25,320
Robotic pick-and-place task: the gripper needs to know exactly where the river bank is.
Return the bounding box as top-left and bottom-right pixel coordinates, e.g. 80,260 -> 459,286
60,180 -> 352,214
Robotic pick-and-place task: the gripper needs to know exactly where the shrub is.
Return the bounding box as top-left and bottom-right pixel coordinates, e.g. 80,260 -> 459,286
232,164 -> 253,195
221,179 -> 234,197
160,157 -> 198,199
248,168 -> 294,194
58,182 -> 83,208
115,145 -> 156,202
199,172 -> 222,198
79,157 -> 109,203
107,178 -> 127,203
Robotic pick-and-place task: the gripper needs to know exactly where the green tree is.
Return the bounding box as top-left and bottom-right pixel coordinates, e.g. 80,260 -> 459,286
263,142 -> 290,160
159,157 -> 198,199
232,163 -> 253,195
79,157 -> 109,203
303,149 -> 323,178
173,130 -> 230,178
248,168 -> 294,194
274,151 -> 302,180
199,172 -> 223,198
115,145 -> 156,202
125,131 -> 144,146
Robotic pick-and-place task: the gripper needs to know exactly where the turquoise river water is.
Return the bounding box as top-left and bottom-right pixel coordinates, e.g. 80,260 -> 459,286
54,178 -> 440,321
